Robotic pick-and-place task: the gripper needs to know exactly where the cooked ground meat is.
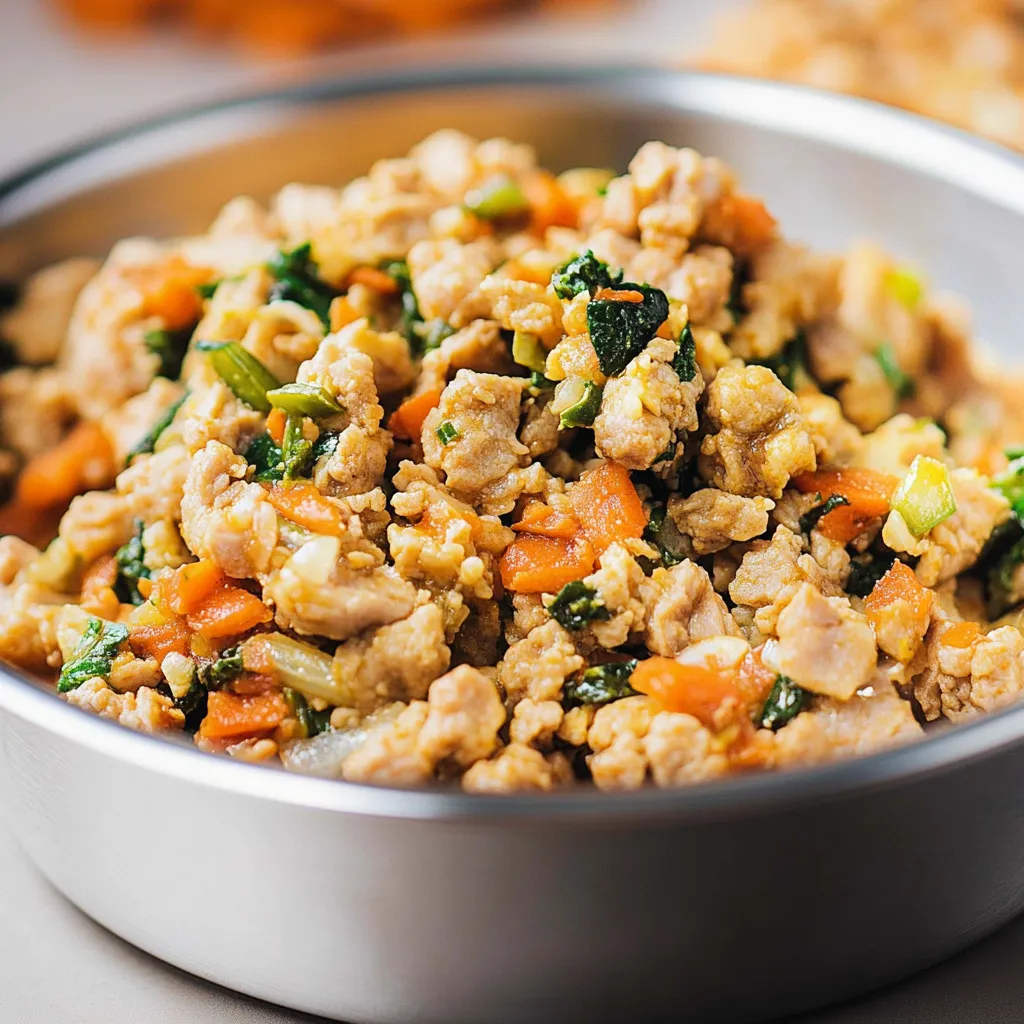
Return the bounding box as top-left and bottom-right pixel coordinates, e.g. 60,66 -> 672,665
2,130 -> 1023,793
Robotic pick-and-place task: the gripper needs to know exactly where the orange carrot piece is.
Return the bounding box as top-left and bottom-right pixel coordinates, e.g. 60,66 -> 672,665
15,421 -> 115,511
329,295 -> 362,332
524,169 -> 577,234
388,389 -> 443,442
735,645 -> 778,708
154,559 -> 227,617
266,482 -> 344,536
865,560 -> 933,635
187,585 -> 272,639
499,533 -> 595,594
199,690 -> 289,740
593,287 -> 644,303
348,266 -> 400,294
266,407 -> 287,446
511,500 -> 579,540
80,554 -> 120,617
942,621 -> 982,649
568,461 -> 647,555
701,194 -> 778,258
794,468 -> 899,544
630,657 -> 743,730
127,256 -> 211,331
129,621 -> 192,663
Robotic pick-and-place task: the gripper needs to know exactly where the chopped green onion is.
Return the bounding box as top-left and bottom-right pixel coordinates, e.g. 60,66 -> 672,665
891,455 -> 957,537
758,674 -> 807,730
557,379 -> 603,429
464,174 -> 529,220
874,342 -> 915,399
672,323 -> 697,382
512,330 -> 548,373
885,266 -> 924,312
564,660 -> 639,705
547,580 -> 610,631
436,421 -> 460,446
57,618 -> 128,693
125,392 -> 188,465
195,340 -> 280,413
282,413 -> 313,480
196,279 -> 221,300
267,382 -> 344,419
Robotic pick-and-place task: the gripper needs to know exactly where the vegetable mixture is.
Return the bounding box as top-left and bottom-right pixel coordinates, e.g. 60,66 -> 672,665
2,131 -> 1023,793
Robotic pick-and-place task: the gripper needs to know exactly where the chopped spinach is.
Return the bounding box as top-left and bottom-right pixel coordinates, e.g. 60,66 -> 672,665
758,674 -> 807,730
244,432 -> 284,482
564,660 -> 639,705
726,259 -> 751,323
125,392 -> 188,465
267,244 -> 337,330
57,618 -> 129,693
644,503 -> 686,567
284,687 -> 332,739
144,326 -> 192,380
988,535 -> 1024,618
551,250 -> 623,300
587,283 -> 670,377
672,323 -> 697,382
753,330 -> 811,393
874,341 -> 915,399
198,647 -> 243,690
548,580 -> 610,631
383,260 -> 424,345
113,520 -> 150,606
800,494 -> 850,534
309,428 -> 341,465
845,554 -> 898,598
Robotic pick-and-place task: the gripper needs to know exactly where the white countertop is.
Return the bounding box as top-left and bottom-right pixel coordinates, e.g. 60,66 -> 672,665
2,0 -> 1024,1020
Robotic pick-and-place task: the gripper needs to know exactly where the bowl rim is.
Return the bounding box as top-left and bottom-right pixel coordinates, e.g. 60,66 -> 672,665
3,63 -> 1024,823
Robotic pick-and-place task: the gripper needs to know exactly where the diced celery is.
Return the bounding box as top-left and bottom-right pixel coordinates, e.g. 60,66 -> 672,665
512,331 -> 548,373
891,455 -> 957,537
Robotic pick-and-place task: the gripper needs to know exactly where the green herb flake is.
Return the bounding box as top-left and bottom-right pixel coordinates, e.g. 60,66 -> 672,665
551,250 -> 623,301
464,174 -> 529,220
244,432 -> 284,482
195,340 -> 280,413
436,421 -> 460,446
267,244 -> 337,330
587,283 -> 670,377
759,674 -> 807,730
125,392 -> 188,466
144,326 -> 192,381
57,618 -> 129,693
875,341 -> 915,399
558,380 -> 603,429
800,494 -> 850,534
195,280 -> 221,300
198,647 -> 244,690
564,660 -> 639,705
547,580 -> 610,631
672,323 -> 698,382
114,520 -> 150,606
726,259 -> 751,323
267,382 -> 344,419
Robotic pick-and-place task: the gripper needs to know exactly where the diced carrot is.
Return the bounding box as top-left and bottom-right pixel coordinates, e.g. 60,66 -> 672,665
266,408 -> 287,446
943,621 -> 982,649
630,657 -> 743,731
388,389 -> 443,442
199,690 -> 289,740
348,266 -> 400,294
734,645 -> 778,708
568,461 -> 647,555
593,287 -> 644,303
154,559 -> 226,617
701,194 -> 778,258
511,500 -> 579,540
266,482 -> 344,536
794,468 -> 899,544
15,421 -> 115,510
329,295 -> 362,332
864,560 -> 934,639
129,621 -> 192,662
499,533 -> 595,594
80,554 -> 120,618
126,255 -> 211,331
240,635 -> 276,677
656,321 -> 675,340
523,169 -> 578,234
187,585 -> 272,639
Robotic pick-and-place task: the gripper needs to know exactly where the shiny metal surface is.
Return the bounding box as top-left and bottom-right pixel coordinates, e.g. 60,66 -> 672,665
3,67 -> 1024,1024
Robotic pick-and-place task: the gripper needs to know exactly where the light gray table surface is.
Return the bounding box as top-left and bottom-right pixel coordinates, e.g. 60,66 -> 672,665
1,1 -> 1023,1021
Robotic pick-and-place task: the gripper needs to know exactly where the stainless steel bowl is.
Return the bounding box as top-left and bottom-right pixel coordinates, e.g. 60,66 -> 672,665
4,67 -> 1024,1024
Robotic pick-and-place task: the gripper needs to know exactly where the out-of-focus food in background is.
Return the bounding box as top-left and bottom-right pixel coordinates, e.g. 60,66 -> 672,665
701,0 -> 1024,152
52,0 -> 610,55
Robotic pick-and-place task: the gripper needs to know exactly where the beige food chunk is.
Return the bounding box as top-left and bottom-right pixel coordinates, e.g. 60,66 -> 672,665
417,665 -> 505,769
331,318 -> 416,396
342,702 -> 433,786
644,712 -> 730,788
667,488 -> 773,555
699,364 -> 816,498
0,368 -> 76,462
117,445 -> 191,524
628,247 -> 734,327
462,744 -> 572,793
0,583 -> 66,671
479,276 -> 563,346
497,619 -> 583,707
642,560 -> 739,657
509,698 -> 564,749
407,238 -> 499,326
582,543 -> 649,649
417,319 -> 517,394
58,491 -> 135,563
64,677 -> 184,733
775,583 -> 878,699
798,392 -> 862,468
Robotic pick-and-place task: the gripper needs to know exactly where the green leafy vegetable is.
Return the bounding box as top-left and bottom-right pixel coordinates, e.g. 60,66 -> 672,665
753,331 -> 811,392
196,279 -> 221,300
267,382 -> 344,419
57,618 -> 129,693
170,679 -> 208,730
672,323 -> 697,382
551,250 -> 623,301
758,674 -> 807,730
558,379 -> 603,429
529,371 -> 555,390
436,421 -> 460,446
195,340 -> 280,413
124,392 -> 188,465
874,341 -> 915,399
113,520 -> 150,606
564,661 -> 639,705
198,647 -> 243,690
845,554 -> 898,598
144,326 -> 192,381
891,455 -> 956,537
283,687 -> 332,739
643,503 -> 686,568
548,580 -> 609,631
244,432 -> 284,482
310,429 -> 341,465
987,533 -> 1024,618
800,494 -> 850,534
991,454 -> 1024,522
464,174 -> 529,220
586,283 -> 669,377
727,259 -> 751,323
267,244 -> 337,330
383,259 -> 425,346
